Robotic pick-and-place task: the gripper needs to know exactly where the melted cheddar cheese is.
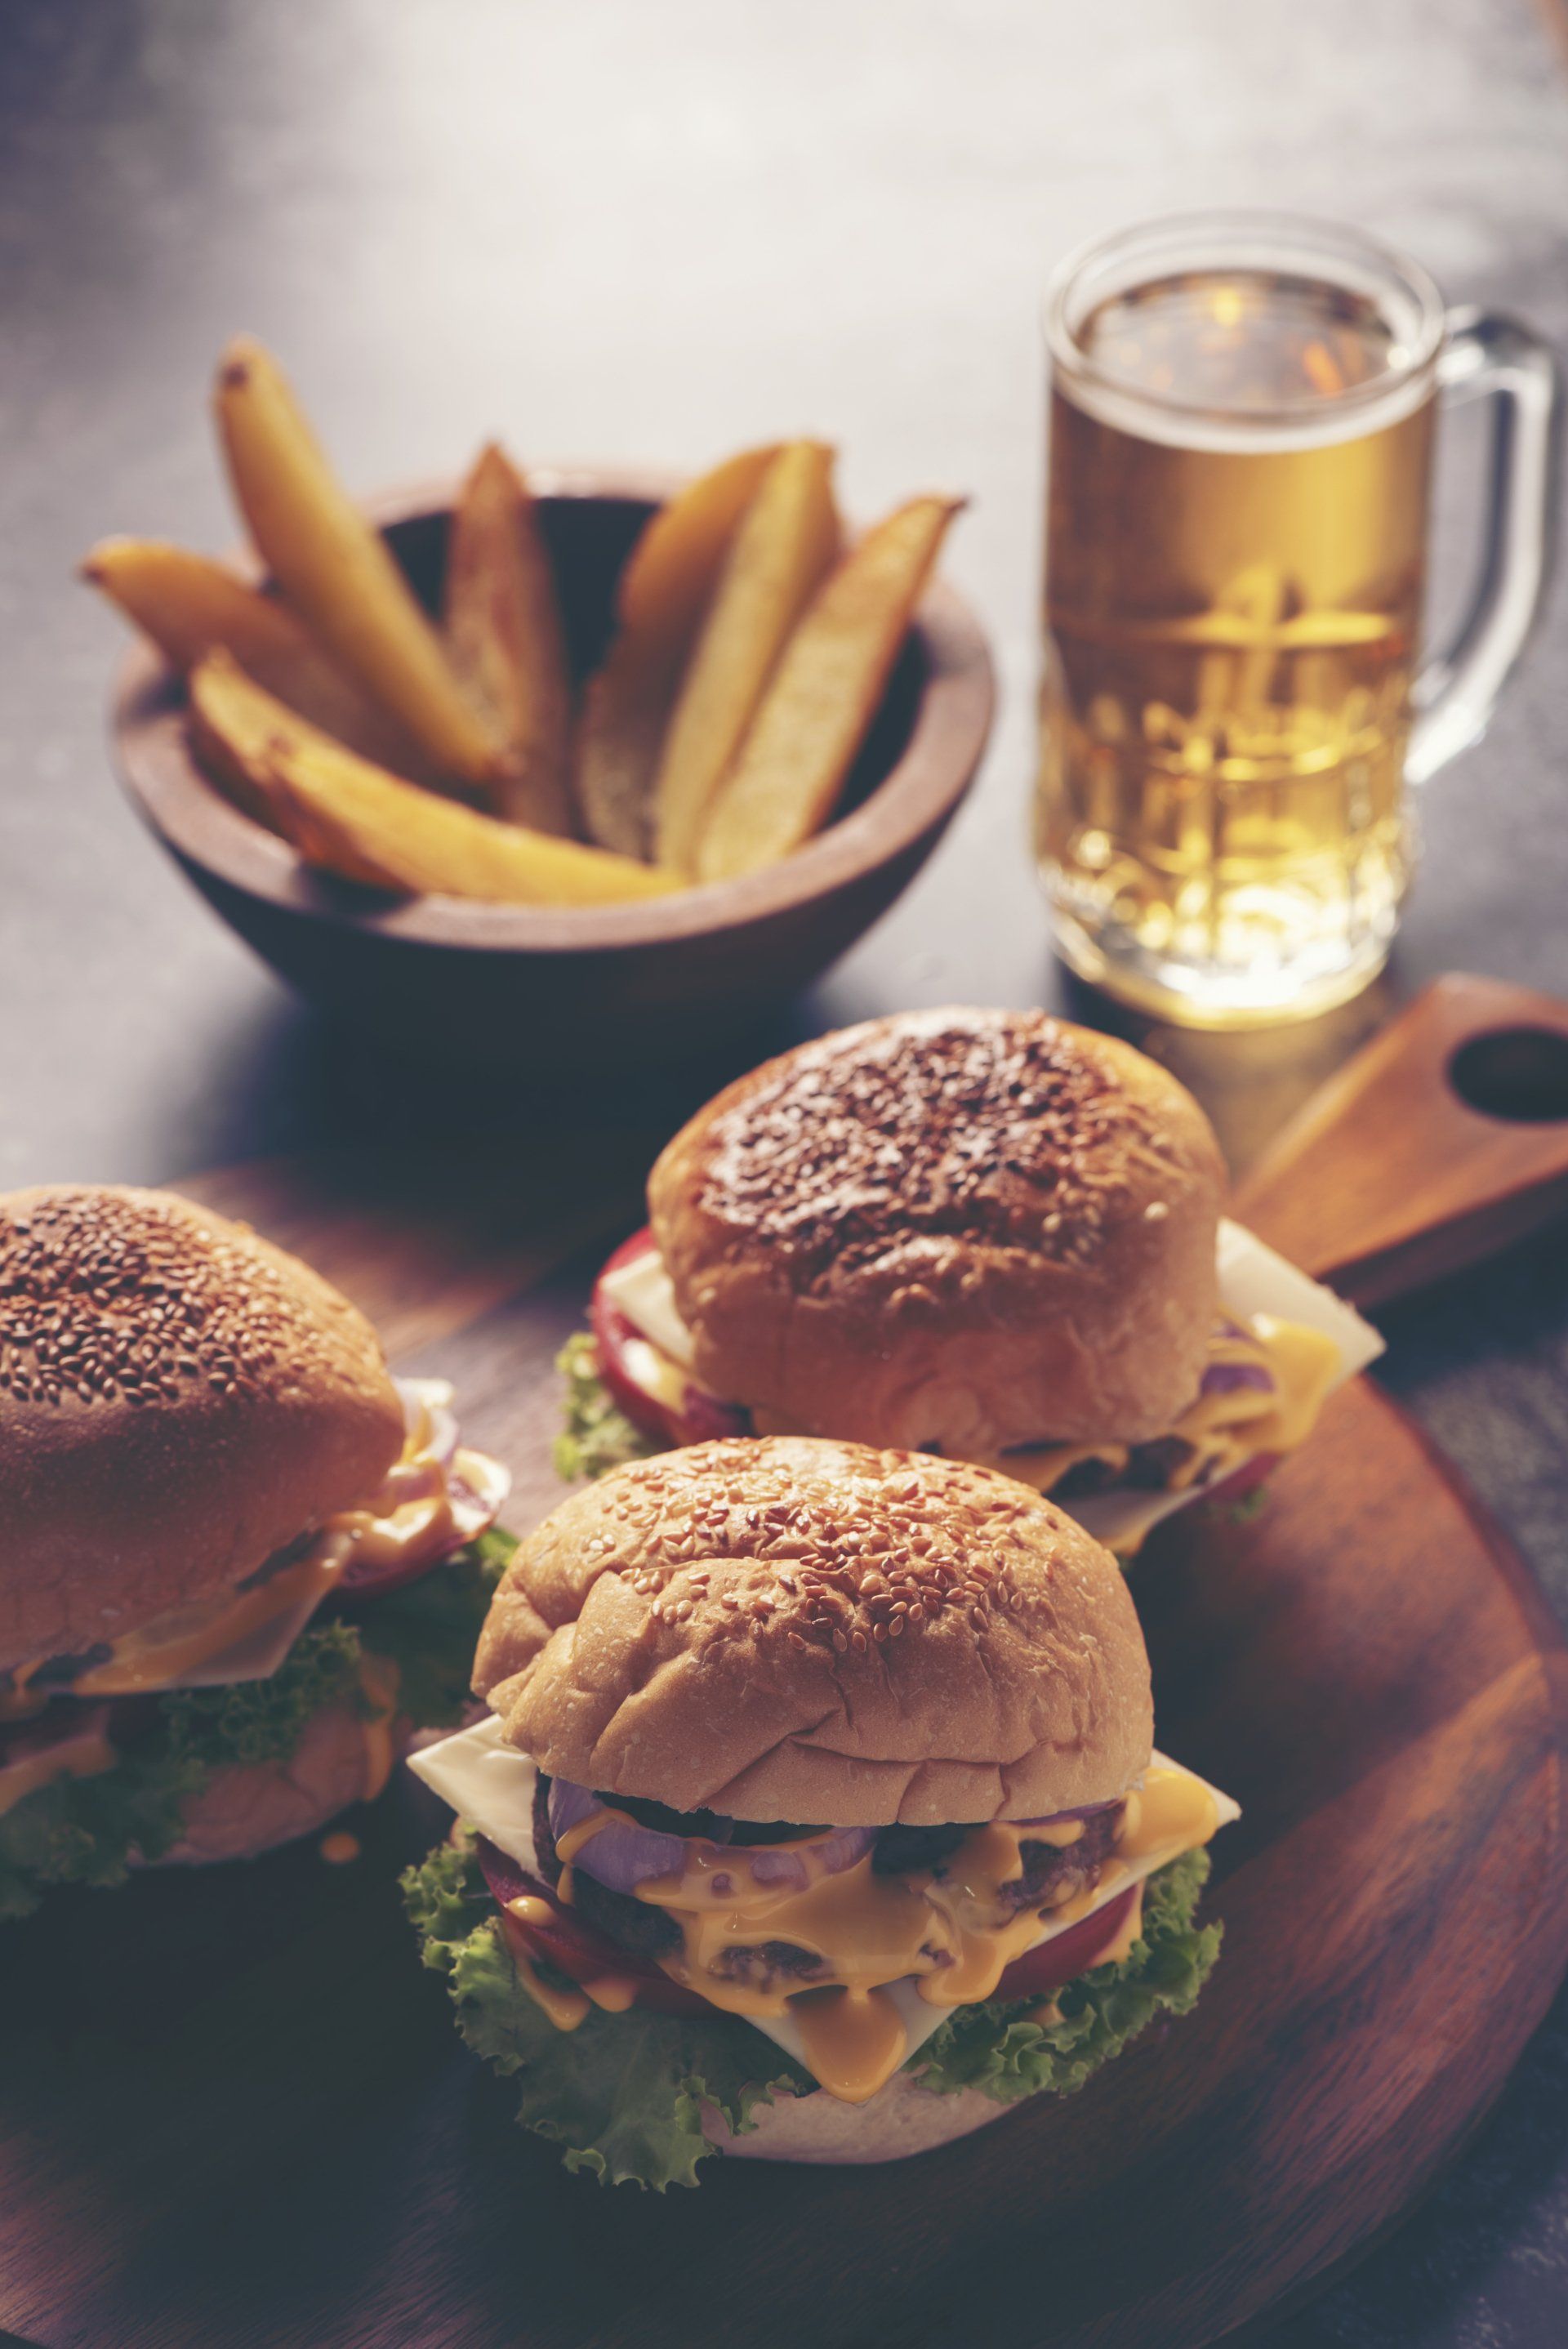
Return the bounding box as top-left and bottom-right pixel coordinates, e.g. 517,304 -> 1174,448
982,1313 -> 1343,1508
538,1762 -> 1223,2102
500,1899 -> 648,2029
0,1380 -> 491,1719
69,1536 -> 358,1701
355,1651 -> 403,1802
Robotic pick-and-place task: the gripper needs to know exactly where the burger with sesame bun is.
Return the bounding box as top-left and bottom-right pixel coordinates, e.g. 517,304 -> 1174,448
558,1006 -> 1373,1555
403,1437 -> 1235,2187
0,1185 -> 514,1919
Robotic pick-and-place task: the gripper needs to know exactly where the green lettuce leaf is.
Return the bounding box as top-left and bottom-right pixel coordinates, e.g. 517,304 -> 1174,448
0,1746 -> 205,1922
2,1531 -> 517,1922
402,1834 -> 809,2189
355,1527 -> 516,1730
161,1619 -> 367,1767
915,1848 -> 1220,2101
2,1622 -> 372,1920
0,1625 -> 361,1916
403,1840 -> 1220,2186
554,1332 -> 661,1483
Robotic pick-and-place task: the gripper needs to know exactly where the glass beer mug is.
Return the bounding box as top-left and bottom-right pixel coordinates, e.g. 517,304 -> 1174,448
1036,212 -> 1560,1026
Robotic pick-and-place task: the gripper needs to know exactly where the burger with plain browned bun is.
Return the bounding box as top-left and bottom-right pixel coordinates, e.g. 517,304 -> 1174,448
558,1007 -> 1379,1554
0,1184 -> 513,1919
403,1437 -> 1235,2186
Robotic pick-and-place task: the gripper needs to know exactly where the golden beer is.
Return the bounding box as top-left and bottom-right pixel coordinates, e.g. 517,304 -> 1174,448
1038,221 -> 1450,1025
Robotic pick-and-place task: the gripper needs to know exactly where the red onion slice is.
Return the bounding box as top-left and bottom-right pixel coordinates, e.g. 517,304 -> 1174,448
546,1779 -> 599,1839
446,1447 -> 513,1542
743,1826 -> 875,1892
1199,1357 -> 1276,1398
547,1778 -> 875,1897
394,1376 -> 461,1470
475,1832 -> 539,1910
546,1779 -> 687,1889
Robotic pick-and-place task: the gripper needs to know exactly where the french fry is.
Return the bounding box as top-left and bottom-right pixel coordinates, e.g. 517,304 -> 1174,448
189,653 -> 678,906
574,444 -> 780,858
653,441 -> 839,875
213,337 -> 501,790
696,496 -> 962,884
82,537 -> 439,783
443,444 -> 575,836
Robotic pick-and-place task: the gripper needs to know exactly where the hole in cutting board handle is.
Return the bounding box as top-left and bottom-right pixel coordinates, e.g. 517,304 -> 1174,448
1447,1027 -> 1568,1123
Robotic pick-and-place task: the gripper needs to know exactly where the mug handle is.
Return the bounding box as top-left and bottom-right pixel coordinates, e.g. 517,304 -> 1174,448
1406,307 -> 1562,784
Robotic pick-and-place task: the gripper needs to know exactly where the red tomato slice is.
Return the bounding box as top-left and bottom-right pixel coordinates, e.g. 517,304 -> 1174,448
590,1229 -> 749,1448
992,1884 -> 1139,2003
476,1834 -> 712,2017
1201,1452 -> 1276,1512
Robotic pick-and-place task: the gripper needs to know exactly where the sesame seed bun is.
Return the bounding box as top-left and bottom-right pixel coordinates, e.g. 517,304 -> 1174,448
647,1008 -> 1225,1455
0,1185 -> 405,1672
703,2070 -> 1008,2164
474,1437 -> 1153,1826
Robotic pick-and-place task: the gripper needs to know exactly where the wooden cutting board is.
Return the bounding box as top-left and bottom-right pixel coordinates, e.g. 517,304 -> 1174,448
4,976 -> 1568,2349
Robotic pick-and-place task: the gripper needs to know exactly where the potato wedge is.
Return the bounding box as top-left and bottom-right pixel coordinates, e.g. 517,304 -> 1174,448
443,444 -> 575,836
213,337 -> 501,790
574,444 -> 780,858
189,653 -> 677,906
696,496 -> 961,883
653,441 -> 839,875
82,537 -> 439,782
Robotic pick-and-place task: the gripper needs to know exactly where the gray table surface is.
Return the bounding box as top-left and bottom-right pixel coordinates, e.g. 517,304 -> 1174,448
4,2 -> 1568,2342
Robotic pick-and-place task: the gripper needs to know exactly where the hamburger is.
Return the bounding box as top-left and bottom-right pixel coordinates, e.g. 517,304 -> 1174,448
559,1007 -> 1378,1553
0,1184 -> 512,1918
404,1437 -> 1235,2186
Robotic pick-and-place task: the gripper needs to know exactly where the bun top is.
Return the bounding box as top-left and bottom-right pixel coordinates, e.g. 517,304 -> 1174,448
474,1436 -> 1153,1826
0,1185 -> 405,1671
648,1007 -> 1226,1452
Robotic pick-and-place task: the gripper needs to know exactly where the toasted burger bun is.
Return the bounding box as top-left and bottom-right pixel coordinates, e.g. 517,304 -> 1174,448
648,1007 -> 1225,1455
703,2073 -> 1008,2164
475,1436 -> 1153,1826
0,1185 -> 405,1673
152,1695 -> 382,1867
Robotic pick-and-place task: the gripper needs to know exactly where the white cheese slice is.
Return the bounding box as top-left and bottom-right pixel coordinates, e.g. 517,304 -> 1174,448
408,1719 -> 1238,2081
408,1713 -> 545,1875
1215,1219 -> 1383,1375
599,1246 -> 697,1370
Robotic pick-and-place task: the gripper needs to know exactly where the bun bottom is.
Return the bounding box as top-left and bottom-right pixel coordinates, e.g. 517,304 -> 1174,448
149,1698 -> 377,1868
703,2070 -> 1011,2165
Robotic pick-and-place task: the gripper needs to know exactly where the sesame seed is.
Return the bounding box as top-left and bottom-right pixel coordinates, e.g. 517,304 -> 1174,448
681,1010 -> 1174,1279
0,1188 -> 292,1414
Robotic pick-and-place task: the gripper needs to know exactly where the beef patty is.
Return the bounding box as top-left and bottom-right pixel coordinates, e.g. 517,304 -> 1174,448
532,1776 -> 1125,1988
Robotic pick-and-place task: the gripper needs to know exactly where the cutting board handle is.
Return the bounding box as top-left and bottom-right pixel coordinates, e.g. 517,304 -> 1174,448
1232,974 -> 1568,1308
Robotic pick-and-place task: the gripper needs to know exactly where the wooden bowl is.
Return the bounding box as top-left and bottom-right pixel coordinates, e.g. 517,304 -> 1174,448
108,470 -> 995,1072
